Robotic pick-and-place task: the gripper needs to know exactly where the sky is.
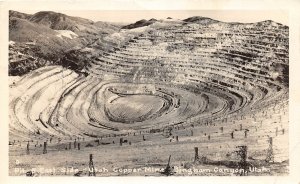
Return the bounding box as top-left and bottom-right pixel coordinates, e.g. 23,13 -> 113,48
19,10 -> 288,25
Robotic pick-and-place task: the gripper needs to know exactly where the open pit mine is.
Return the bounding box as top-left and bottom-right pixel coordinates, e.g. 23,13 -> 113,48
9,11 -> 289,176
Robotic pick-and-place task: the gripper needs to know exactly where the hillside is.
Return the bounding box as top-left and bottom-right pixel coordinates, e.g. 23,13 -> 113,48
9,17 -> 58,42
9,11 -> 121,76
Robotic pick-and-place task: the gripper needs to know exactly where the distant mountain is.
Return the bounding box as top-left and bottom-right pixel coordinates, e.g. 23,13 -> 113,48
254,19 -> 286,28
121,18 -> 158,29
29,11 -> 91,33
183,16 -> 219,24
183,16 -> 286,27
149,18 -> 158,21
9,10 -> 31,19
28,11 -> 121,36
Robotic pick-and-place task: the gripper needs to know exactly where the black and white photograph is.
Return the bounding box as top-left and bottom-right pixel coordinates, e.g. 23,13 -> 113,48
1,0 -> 300,183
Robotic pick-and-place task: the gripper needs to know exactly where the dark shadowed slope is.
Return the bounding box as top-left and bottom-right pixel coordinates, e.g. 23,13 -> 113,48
121,18 -> 158,29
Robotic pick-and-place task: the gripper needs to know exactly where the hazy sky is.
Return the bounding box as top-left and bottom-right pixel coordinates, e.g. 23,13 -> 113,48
20,10 -> 288,25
